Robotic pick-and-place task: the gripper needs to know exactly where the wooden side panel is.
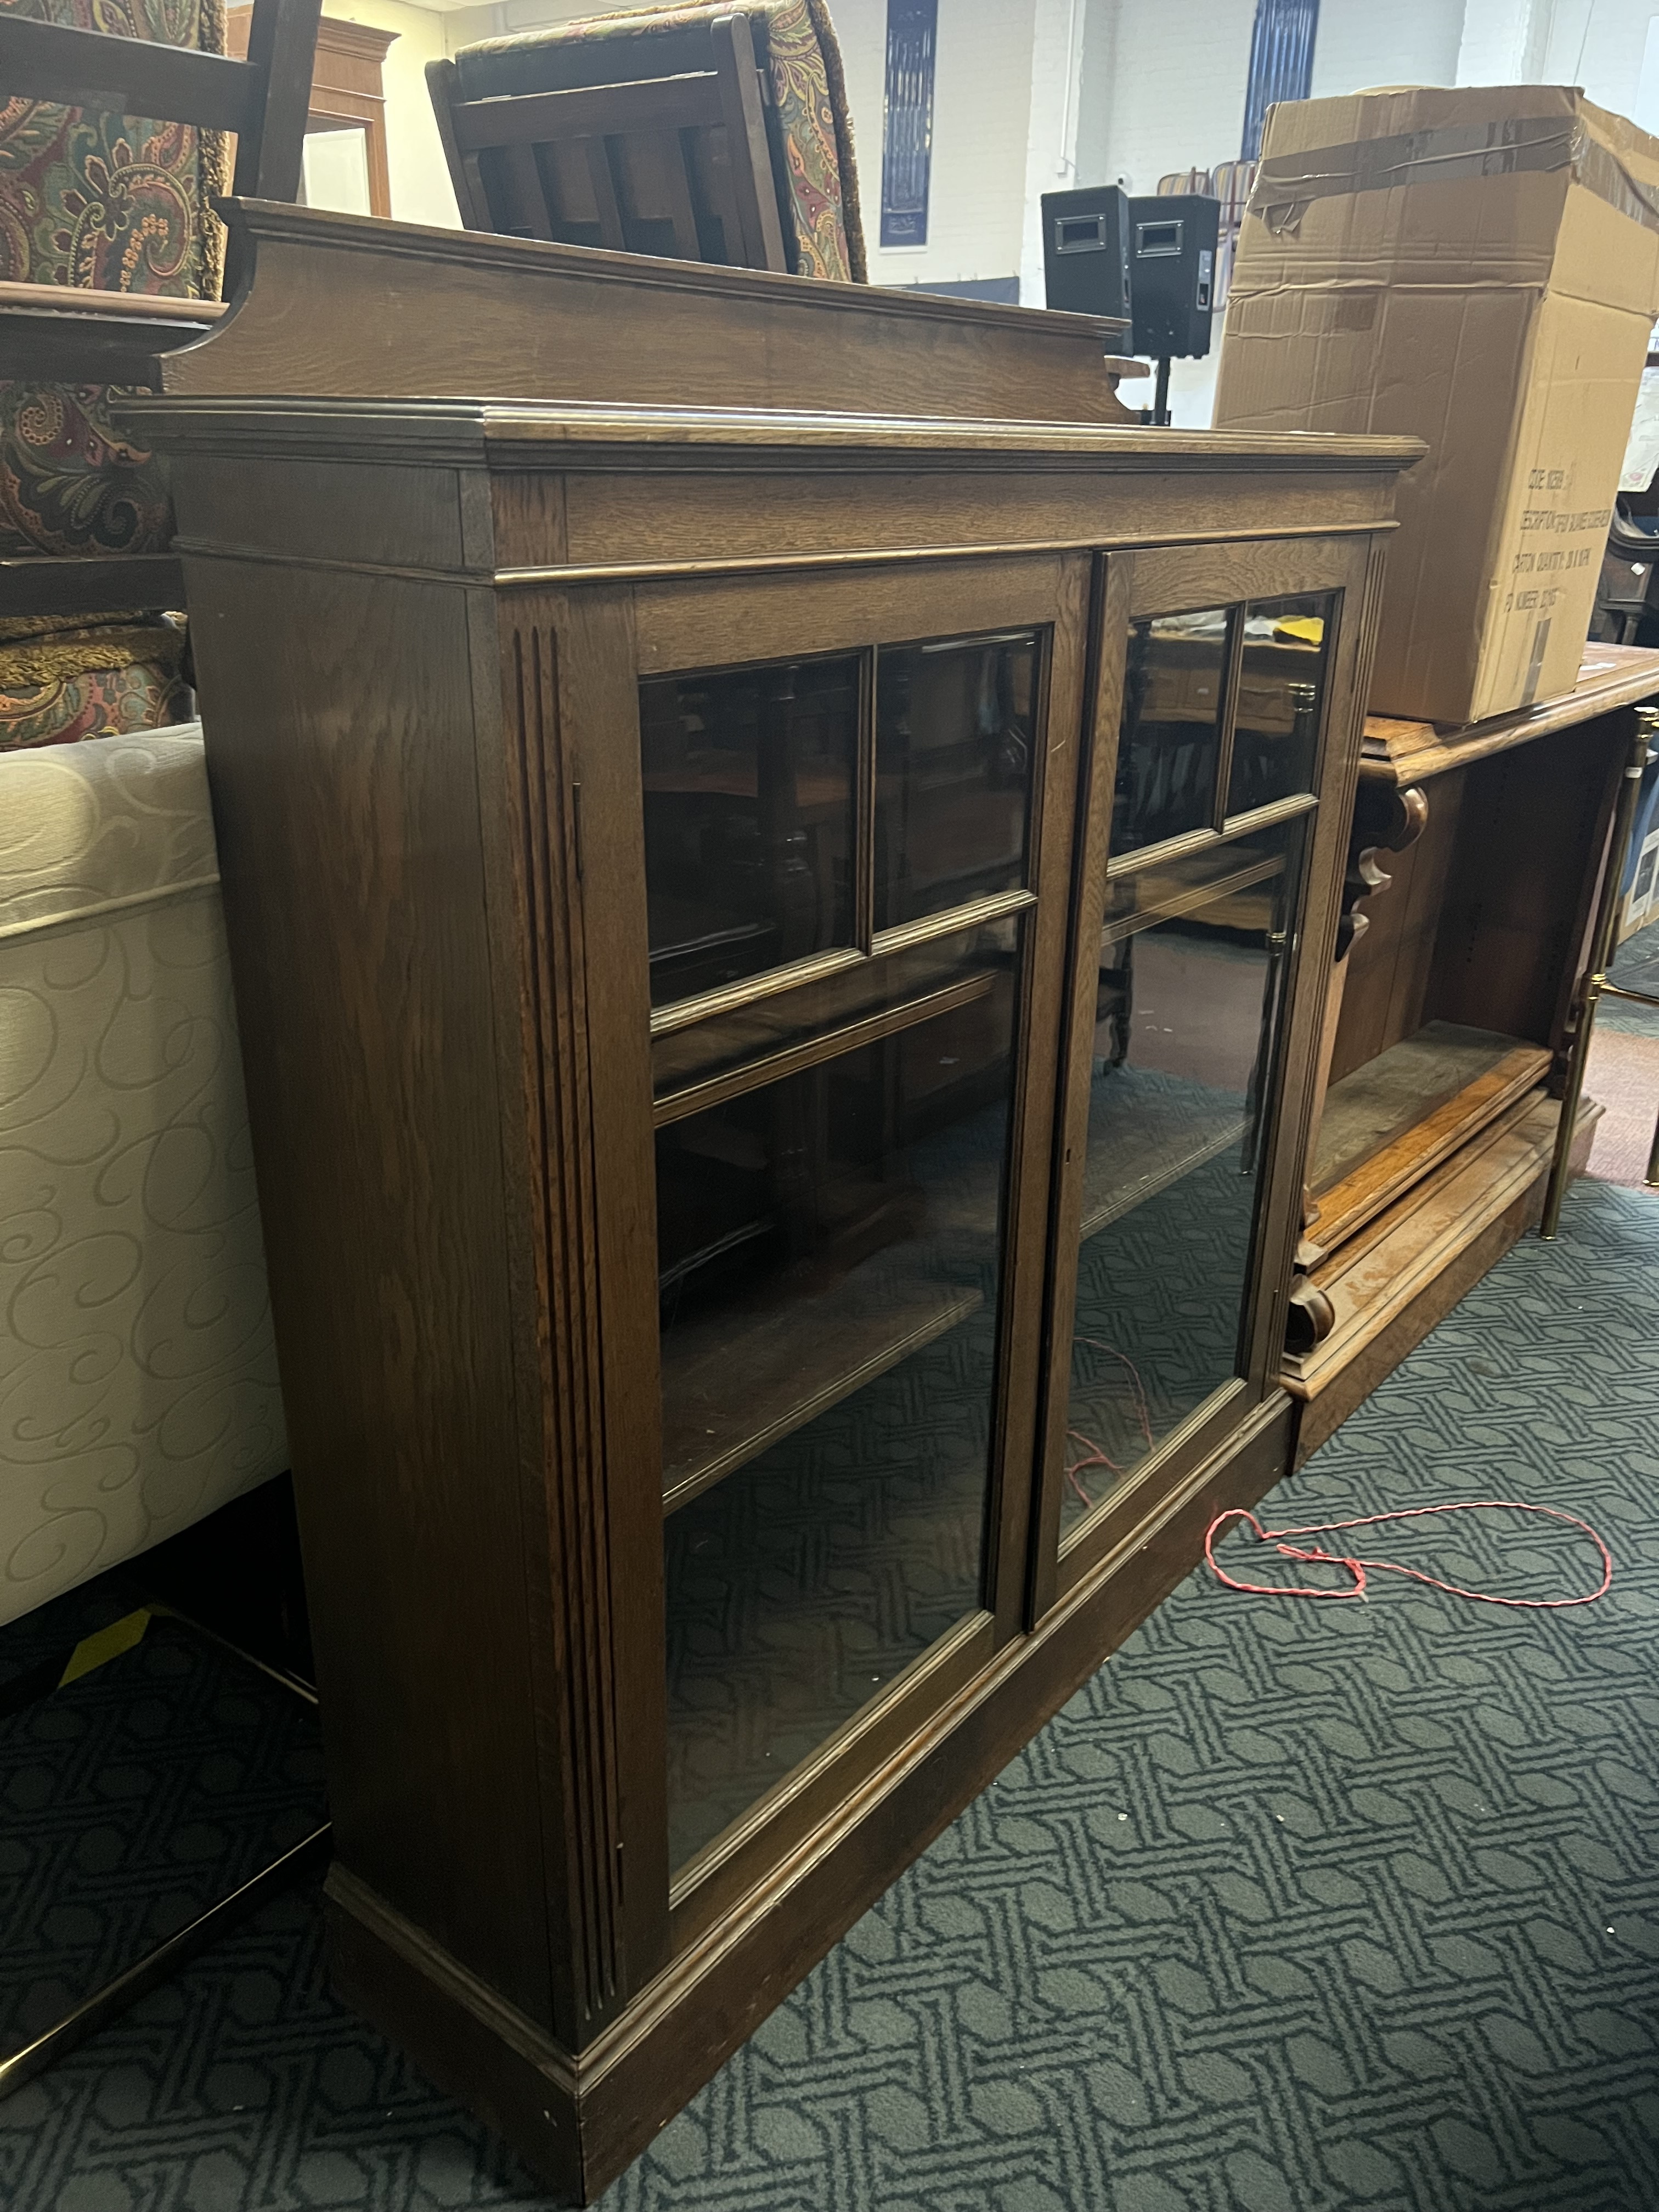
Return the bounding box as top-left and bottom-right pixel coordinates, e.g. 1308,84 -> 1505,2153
984,551 -> 1092,1637
180,542 -> 554,2027
1427,719 -> 1628,1049
490,589 -> 670,2042
170,455 -> 471,572
165,207 -> 1128,421
1331,772 -> 1466,1082
1236,535 -> 1385,1388
1029,551 -> 1135,1621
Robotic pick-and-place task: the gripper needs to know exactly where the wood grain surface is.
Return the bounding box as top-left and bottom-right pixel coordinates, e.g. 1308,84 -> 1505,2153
140,315 -> 1413,2193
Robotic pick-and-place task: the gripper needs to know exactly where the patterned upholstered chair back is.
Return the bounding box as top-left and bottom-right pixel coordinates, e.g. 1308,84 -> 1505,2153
435,0 -> 866,285
1,0 -> 233,746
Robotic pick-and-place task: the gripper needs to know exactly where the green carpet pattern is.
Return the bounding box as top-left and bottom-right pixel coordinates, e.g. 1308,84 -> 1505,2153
3,1173 -> 1656,2210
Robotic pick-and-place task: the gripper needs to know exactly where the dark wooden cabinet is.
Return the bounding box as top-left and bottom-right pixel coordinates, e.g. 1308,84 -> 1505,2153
1285,646 -> 1659,1453
129,202 -> 1418,2200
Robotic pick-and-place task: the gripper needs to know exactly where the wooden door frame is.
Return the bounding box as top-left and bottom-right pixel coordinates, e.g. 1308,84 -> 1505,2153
1029,534 -> 1384,1615
566,552 -> 1093,1955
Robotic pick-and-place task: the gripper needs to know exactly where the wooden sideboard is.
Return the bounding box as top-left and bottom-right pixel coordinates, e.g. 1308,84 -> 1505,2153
1284,646 -> 1659,1453
127,204 -> 1418,2199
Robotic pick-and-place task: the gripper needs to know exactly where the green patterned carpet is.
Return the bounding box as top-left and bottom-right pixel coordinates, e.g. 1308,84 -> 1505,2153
4,1172 -> 1657,2211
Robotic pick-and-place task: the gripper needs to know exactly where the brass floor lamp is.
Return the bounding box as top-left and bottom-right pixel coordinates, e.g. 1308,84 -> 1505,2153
1540,708 -> 1659,1237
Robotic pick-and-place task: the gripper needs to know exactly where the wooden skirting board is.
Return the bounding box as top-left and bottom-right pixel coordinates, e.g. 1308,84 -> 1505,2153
1286,1088 -> 1601,1461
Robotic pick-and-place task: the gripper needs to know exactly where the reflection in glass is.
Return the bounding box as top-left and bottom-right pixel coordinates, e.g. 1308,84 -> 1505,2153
651,911 -> 1024,1098
1113,610 -> 1230,856
874,631 -> 1038,930
1061,820 -> 1306,1537
658,944 -> 1022,1867
1227,597 -> 1334,817
640,654 -> 859,1008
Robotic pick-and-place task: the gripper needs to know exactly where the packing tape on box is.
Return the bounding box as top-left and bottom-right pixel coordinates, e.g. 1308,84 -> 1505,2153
1248,117 -> 1659,241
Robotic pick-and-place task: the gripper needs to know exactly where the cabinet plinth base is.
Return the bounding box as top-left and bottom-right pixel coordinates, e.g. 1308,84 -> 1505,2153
326,1395 -> 1295,2204
327,1870 -> 582,2198
1285,1091 -> 1601,1463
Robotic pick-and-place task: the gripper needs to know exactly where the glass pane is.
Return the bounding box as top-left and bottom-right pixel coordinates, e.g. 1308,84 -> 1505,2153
1060,819 -> 1306,1538
301,127 -> 373,217
874,630 -> 1039,929
651,910 -> 1024,1098
658,943 -> 1022,1867
640,654 -> 859,1008
1227,596 -> 1335,817
1113,610 -> 1229,857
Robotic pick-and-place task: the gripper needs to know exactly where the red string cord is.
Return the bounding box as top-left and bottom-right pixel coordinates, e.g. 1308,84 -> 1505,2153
1204,1500 -> 1613,1608
1066,1340 -> 1155,1505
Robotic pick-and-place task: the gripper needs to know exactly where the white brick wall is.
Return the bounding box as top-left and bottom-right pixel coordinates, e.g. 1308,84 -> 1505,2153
1313,0 -> 1465,97
1075,0 -> 1256,197
1076,0 -> 1472,202
839,0 -> 1038,291
1541,0 -> 1657,115
1456,0 -> 1555,85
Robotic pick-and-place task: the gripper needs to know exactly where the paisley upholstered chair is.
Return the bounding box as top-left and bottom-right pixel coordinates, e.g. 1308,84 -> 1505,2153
430,0 -> 866,284
0,0 -> 320,752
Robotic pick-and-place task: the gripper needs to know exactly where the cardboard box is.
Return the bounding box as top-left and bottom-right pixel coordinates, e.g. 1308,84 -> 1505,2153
1213,86 -> 1659,725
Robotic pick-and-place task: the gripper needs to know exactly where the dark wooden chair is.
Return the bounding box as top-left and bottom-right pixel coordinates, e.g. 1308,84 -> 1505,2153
430,10 -> 793,272
428,3 -> 867,284
0,0 -> 323,619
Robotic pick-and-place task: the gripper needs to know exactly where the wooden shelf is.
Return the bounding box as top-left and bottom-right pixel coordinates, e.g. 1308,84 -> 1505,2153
1104,848 -> 1285,944
1359,644 -> 1659,787
1307,1023 -> 1551,1256
661,1249 -> 988,1513
661,1064 -> 1254,1513
1285,1088 -> 1598,1423
1079,1089 -> 1245,1242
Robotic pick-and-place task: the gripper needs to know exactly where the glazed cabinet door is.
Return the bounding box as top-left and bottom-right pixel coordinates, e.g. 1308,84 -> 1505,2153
1032,537 -> 1379,1610
586,555 -> 1093,1942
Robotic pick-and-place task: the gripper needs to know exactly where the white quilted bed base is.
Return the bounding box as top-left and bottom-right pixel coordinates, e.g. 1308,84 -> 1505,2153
0,724 -> 287,1626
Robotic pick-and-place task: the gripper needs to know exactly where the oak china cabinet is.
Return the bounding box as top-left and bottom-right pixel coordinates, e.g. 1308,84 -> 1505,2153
129,200 -> 1418,2200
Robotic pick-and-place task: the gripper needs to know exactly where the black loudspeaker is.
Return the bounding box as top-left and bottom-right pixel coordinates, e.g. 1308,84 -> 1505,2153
1040,185 -> 1131,323
1127,196 -> 1220,358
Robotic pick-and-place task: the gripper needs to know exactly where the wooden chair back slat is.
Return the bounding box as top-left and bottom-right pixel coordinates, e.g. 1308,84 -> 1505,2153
711,12 -> 786,272
583,140 -> 630,253
0,3 -> 321,198
430,9 -> 792,274
0,14 -> 257,129
451,73 -> 724,154
0,3 -> 322,218
688,120 -> 748,269
232,0 -> 324,204
500,142 -> 556,241
614,131 -> 704,263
